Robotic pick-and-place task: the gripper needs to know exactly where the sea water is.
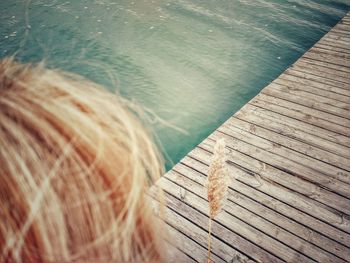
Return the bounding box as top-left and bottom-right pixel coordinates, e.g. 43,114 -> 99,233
1,0 -> 349,169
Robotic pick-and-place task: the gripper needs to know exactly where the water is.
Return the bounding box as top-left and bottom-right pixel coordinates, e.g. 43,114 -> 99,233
1,0 -> 349,169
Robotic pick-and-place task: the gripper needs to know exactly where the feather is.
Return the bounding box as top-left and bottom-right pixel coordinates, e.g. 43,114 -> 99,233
206,138 -> 229,262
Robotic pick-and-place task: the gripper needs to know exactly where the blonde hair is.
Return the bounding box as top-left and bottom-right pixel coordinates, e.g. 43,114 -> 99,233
0,58 -> 166,262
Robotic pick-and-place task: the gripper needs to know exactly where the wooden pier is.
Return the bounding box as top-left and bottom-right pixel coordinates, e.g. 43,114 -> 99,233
151,12 -> 350,263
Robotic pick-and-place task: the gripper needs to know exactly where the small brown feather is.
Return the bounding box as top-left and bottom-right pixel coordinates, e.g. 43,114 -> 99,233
207,138 -> 229,218
206,138 -> 229,263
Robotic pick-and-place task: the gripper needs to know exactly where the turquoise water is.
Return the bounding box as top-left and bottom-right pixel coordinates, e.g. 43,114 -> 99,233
1,0 -> 349,169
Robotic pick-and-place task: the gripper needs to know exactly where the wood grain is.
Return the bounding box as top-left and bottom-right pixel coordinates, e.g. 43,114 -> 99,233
151,12 -> 350,263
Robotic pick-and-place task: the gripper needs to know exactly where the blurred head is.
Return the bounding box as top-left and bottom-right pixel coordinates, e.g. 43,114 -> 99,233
0,58 -> 165,262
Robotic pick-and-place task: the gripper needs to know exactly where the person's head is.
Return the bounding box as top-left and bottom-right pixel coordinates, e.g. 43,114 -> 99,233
0,57 -> 165,262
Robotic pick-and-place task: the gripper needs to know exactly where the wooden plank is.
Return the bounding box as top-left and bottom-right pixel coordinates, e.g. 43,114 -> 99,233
173,161 -> 350,262
149,197 -> 201,262
322,31 -> 350,40
341,22 -> 350,27
235,105 -> 350,159
333,22 -> 350,31
341,21 -> 350,26
306,49 -> 350,68
209,127 -> 350,202
198,136 -> 350,230
326,33 -> 350,42
164,223 -> 222,263
323,33 -> 350,42
274,75 -> 350,104
150,189 -> 230,263
175,160 -> 350,261
185,147 -> 350,247
279,71 -> 350,96
262,82 -> 350,122
272,75 -> 350,105
161,174 -> 311,263
225,116 -> 350,179
165,240 -> 198,263
165,168 -> 345,263
303,50 -> 350,69
252,92 -> 350,134
153,178 -> 284,263
158,177 -> 315,263
311,41 -> 350,56
249,94 -> 350,140
315,43 -> 350,55
316,37 -> 350,51
298,54 -> 350,75
220,118 -> 350,183
332,29 -> 350,37
300,56 -> 350,76
291,60 -> 350,83
335,23 -> 350,32
332,30 -> 350,37
267,80 -> 349,111
285,67 -> 350,91
291,57 -> 350,83
318,38 -> 350,53
310,45 -> 350,60
323,32 -> 350,44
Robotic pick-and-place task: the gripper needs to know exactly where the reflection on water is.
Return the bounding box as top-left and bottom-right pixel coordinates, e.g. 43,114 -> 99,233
1,0 -> 349,169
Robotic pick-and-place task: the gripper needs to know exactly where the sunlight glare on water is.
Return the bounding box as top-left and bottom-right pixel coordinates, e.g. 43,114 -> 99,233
0,0 -> 349,169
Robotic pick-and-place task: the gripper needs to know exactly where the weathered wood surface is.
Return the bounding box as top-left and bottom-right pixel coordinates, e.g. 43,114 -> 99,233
151,13 -> 350,262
